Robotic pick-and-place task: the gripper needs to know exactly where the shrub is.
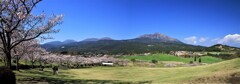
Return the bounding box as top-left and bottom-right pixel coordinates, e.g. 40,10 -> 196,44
130,58 -> 136,63
194,56 -> 197,61
199,57 -> 202,63
189,61 -> 193,64
235,51 -> 240,57
0,67 -> 16,84
151,59 -> 158,64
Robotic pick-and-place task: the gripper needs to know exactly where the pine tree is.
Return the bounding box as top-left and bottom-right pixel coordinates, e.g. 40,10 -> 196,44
194,56 -> 197,61
199,57 -> 202,63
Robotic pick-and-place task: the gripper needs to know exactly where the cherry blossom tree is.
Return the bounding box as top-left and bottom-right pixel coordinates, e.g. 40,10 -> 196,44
23,53 -> 122,68
41,54 -> 55,67
24,41 -> 45,68
37,49 -> 48,68
12,40 -> 35,70
0,0 -> 63,69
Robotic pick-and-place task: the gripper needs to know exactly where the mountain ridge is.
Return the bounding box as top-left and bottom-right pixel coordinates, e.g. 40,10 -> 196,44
82,37 -> 114,42
41,33 -> 239,55
41,33 -> 203,54
45,32 -> 182,44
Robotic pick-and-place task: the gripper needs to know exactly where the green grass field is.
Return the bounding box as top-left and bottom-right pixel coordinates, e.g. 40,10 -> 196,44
120,54 -> 223,63
13,58 -> 240,83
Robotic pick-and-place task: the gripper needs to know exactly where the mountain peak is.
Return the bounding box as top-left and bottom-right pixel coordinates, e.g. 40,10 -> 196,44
136,32 -> 182,43
99,37 -> 114,40
138,32 -> 167,39
82,38 -> 99,42
63,39 -> 77,44
82,37 -> 114,42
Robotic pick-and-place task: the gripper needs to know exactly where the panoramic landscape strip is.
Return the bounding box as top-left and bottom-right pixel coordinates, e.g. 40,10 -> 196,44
0,0 -> 240,84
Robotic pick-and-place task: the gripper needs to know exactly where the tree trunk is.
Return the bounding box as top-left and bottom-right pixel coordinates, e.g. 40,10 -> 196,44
2,32 -> 13,69
6,52 -> 12,69
16,59 -> 19,71
44,62 -> 46,67
39,61 -> 42,67
39,61 -> 44,71
31,62 -> 34,69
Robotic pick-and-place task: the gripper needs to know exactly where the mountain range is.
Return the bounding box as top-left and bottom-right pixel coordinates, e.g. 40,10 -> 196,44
41,33 -> 239,55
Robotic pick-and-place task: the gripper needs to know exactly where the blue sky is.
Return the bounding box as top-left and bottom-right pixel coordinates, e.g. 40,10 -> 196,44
33,0 -> 240,47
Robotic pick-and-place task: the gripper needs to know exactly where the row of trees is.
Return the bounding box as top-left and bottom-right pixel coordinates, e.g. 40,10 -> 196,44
0,0 -> 63,69
0,39 -> 47,70
0,41 -> 126,70
0,38 -> 126,70
36,54 -> 122,68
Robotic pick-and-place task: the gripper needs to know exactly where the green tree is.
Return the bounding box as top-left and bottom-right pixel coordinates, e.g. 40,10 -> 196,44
199,57 -> 202,63
194,56 -> 197,61
151,59 -> 158,64
131,58 -> 136,63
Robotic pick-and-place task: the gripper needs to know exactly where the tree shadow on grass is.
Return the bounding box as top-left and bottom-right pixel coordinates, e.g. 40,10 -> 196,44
16,69 -> 152,84
227,72 -> 240,84
17,77 -> 152,84
189,72 -> 240,84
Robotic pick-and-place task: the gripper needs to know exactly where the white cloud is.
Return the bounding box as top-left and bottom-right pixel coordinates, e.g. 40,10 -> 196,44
184,36 -> 209,45
199,37 -> 208,43
184,36 -> 197,44
218,34 -> 240,44
183,34 -> 240,47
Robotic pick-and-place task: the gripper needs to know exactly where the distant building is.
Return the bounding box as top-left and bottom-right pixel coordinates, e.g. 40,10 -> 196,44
174,51 -> 189,57
102,62 -> 114,66
171,51 -> 205,58
144,53 -> 151,56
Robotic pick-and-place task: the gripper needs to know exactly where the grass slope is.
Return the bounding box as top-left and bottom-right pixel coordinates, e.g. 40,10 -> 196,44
120,54 -> 223,63
15,58 -> 240,83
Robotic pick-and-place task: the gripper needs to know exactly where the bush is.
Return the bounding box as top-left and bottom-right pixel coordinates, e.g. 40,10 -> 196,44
194,56 -> 197,61
151,59 -> 158,64
0,67 -> 16,84
189,61 -> 193,64
235,51 -> 240,57
130,58 -> 136,63
199,57 -> 202,63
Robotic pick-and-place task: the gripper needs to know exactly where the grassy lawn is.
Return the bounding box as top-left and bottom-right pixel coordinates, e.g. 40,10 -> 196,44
15,68 -> 150,84
14,58 -> 240,83
120,54 -> 223,63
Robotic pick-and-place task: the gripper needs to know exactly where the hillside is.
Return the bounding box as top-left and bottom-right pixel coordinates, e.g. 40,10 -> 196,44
41,33 -> 206,55
209,44 -> 240,51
